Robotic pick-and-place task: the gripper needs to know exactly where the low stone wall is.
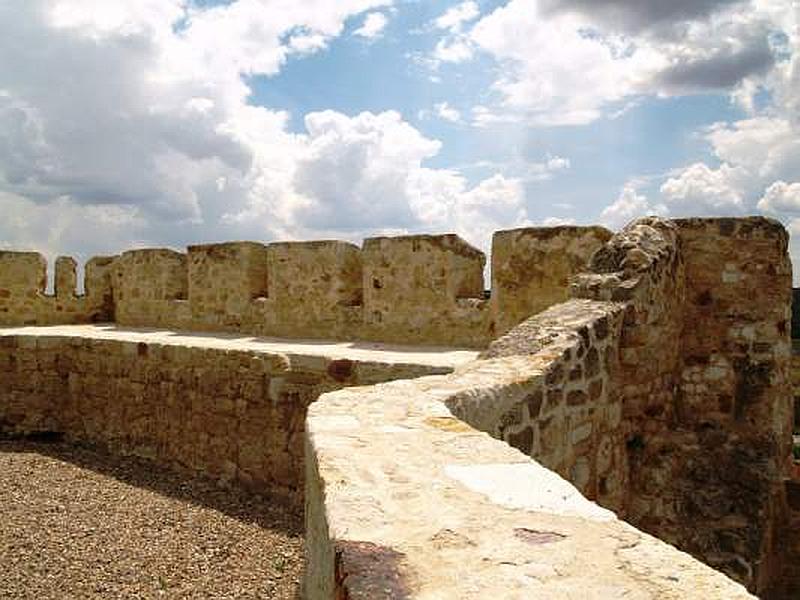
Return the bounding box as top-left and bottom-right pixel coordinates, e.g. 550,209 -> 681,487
467,298 -> 628,513
0,326 -> 465,498
305,358 -> 754,599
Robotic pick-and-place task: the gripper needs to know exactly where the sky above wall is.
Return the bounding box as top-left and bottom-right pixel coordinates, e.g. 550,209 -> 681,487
0,0 -> 798,282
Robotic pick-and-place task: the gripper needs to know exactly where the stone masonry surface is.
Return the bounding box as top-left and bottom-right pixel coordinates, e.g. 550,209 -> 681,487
466,217 -> 792,595
306,364 -> 754,599
305,216 -> 791,598
490,225 -> 612,337
0,227 -> 609,348
0,325 -> 472,498
0,216 -> 794,598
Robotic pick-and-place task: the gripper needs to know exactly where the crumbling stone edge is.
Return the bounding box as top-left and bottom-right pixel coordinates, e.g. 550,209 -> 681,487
304,216 -> 790,598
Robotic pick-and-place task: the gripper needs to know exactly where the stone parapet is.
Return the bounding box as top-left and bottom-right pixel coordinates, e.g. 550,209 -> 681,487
0,325 -> 469,498
491,225 -> 611,337
412,216 -> 789,594
472,299 -> 628,511
305,355 -> 754,599
0,251 -> 115,326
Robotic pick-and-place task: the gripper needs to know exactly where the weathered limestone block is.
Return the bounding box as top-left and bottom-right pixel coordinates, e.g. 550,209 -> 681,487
82,255 -> 117,319
188,241 -> 268,328
0,251 -> 46,325
491,226 -> 611,337
362,234 -> 488,347
263,241 -> 362,338
55,257 -> 77,299
114,248 -> 188,327
0,251 -> 45,292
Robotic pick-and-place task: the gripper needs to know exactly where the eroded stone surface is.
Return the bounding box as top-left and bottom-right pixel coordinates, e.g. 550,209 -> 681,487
490,226 -> 611,337
0,251 -> 115,326
306,374 -> 754,599
0,325 -> 471,497
0,229 -> 603,347
460,217 -> 791,594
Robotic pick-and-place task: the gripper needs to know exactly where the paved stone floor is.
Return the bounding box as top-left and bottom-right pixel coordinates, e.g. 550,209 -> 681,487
0,439 -> 304,599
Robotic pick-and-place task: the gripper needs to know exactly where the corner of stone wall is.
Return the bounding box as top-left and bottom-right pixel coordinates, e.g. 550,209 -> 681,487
464,297 -> 629,511
672,217 -> 792,593
304,335 -> 755,599
302,215 -> 790,597
558,215 -> 792,594
489,225 -> 612,338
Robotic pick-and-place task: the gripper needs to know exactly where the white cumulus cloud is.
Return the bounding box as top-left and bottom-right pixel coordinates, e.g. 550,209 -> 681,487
0,0 -> 534,265
601,183 -> 667,230
660,163 -> 746,214
758,181 -> 800,215
353,11 -> 389,39
433,0 -> 791,126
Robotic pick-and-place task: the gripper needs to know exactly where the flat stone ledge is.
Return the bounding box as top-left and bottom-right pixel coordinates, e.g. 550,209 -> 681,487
0,324 -> 478,372
305,373 -> 756,599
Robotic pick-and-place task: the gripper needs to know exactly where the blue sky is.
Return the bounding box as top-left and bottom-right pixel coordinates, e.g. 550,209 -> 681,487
0,0 -> 798,279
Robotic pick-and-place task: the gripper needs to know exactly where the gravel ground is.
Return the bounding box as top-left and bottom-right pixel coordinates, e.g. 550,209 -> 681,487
0,438 -> 304,599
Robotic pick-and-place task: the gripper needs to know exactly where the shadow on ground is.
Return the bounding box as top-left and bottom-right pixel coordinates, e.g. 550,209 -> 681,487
0,434 -> 304,537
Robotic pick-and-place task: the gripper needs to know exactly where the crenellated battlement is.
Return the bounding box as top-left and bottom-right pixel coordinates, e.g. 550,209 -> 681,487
0,227 -> 610,347
0,250 -> 116,325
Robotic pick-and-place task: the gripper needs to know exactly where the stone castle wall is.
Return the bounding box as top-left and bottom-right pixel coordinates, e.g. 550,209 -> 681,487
0,227 -> 609,348
0,329 -> 457,498
463,299 -> 629,513
305,360 -> 753,599
0,252 -> 115,325
490,225 -> 612,337
635,218 -> 791,593
0,216 -> 793,598
375,216 -> 790,596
